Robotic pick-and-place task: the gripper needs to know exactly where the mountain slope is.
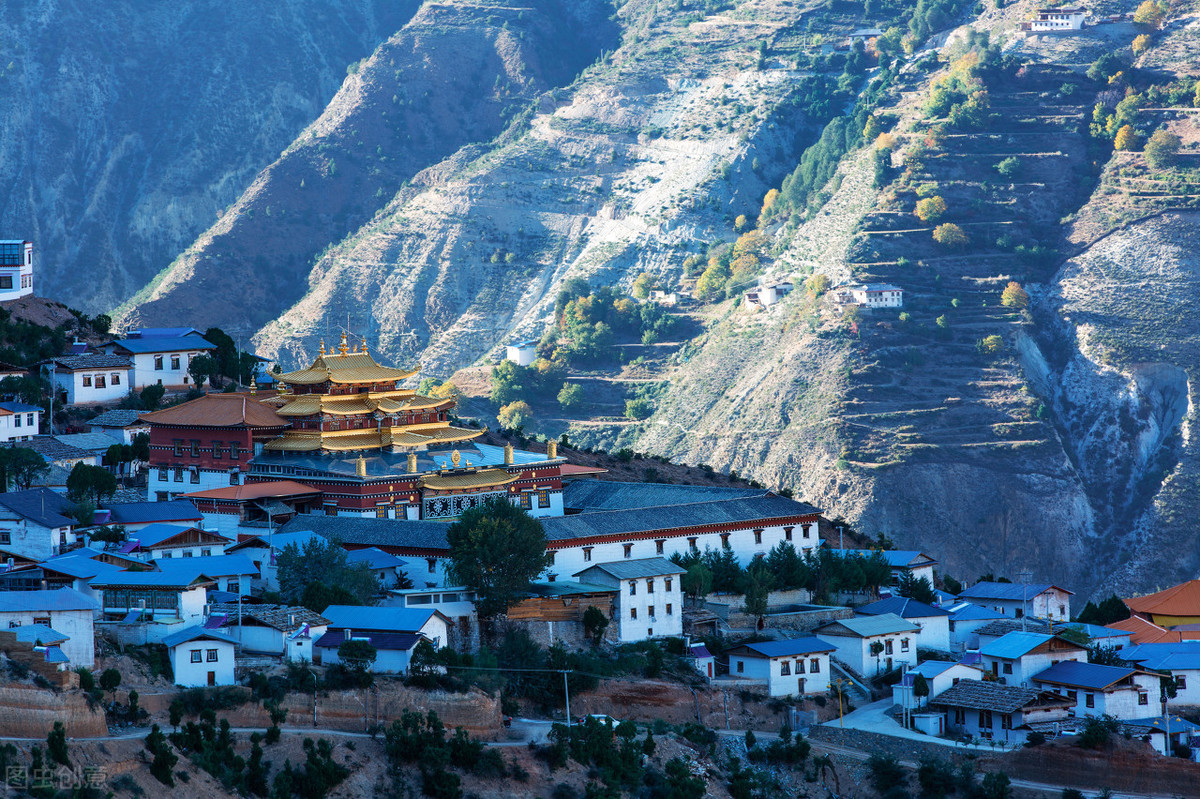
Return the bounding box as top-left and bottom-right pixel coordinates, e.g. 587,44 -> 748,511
0,0 -> 416,313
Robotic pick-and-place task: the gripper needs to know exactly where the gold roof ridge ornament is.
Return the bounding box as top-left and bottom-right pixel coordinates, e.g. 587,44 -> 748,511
249,375 -> 257,395
356,454 -> 367,477
450,449 -> 462,468
361,337 -> 369,355
340,331 -> 349,355
319,339 -> 326,355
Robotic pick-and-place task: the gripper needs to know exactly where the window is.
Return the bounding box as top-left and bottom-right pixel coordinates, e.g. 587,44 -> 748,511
810,658 -> 820,673
207,649 -> 218,662
427,558 -> 437,574
783,527 -> 793,541
781,661 -> 791,676
629,581 -> 636,596
900,638 -> 910,652
95,375 -> 106,389
630,608 -> 637,620
229,472 -> 238,486
519,492 -> 532,510
6,621 -> 18,628
174,468 -> 183,483
25,414 -> 32,427
190,650 -> 202,663
655,540 -> 664,555
583,547 -> 593,562
1067,690 -> 1077,701
687,538 -> 698,552
183,551 -> 193,558
0,276 -> 11,289
546,552 -> 555,566
1002,663 -> 1012,675
161,551 -> 172,558
802,524 -> 812,539
171,355 -> 180,370
979,709 -> 993,729
647,579 -> 654,594
664,578 -> 672,591
665,604 -> 672,616
190,468 -> 199,484
1015,608 -> 1023,619
736,660 -> 744,674
648,605 -> 655,618
375,505 -> 387,518
954,709 -> 965,724
537,490 -> 550,509
201,549 -> 211,557
154,355 -> 164,370
796,659 -> 805,674
1085,694 -> 1094,709
173,439 -> 184,457
12,415 -> 19,428
1177,676 -> 1188,690
884,640 -> 893,655
1138,692 -> 1149,706
753,529 -> 763,545
719,533 -> 730,547
623,543 -> 633,559
212,442 -> 222,459
191,440 -> 200,456
230,442 -> 240,460
1001,714 -> 1012,730
82,374 -> 92,387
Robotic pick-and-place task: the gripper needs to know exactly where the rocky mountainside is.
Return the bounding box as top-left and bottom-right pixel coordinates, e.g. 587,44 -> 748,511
107,0 -> 1200,594
0,0 -> 417,314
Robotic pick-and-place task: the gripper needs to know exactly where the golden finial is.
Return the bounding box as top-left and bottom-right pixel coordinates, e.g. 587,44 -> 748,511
407,450 -> 418,473
361,337 -> 369,355
340,331 -> 349,355
249,375 -> 257,395
319,339 -> 326,355
356,454 -> 367,477
450,449 -> 461,468
503,443 -> 514,465
547,440 -> 557,459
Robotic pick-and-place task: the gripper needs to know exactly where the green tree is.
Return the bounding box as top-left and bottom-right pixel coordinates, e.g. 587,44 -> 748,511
624,398 -> 654,420
145,724 -> 177,787
557,383 -> 583,409
912,673 -> 930,708
0,447 -> 49,491
66,463 -> 117,505
131,432 -> 151,462
489,360 -> 528,405
99,668 -> 121,699
582,605 -> 609,645
276,536 -> 379,608
47,721 -> 70,767
915,195 -> 947,223
1132,33 -> 1152,56
337,639 -> 378,673
977,335 -> 1004,355
140,383 -> 166,411
741,563 -> 775,628
1133,0 -> 1169,28
1001,281 -> 1029,308
446,497 -> 551,626
1144,128 -> 1182,169
899,572 -> 936,604
188,354 -> 218,389
632,272 -> 658,299
806,273 -> 831,297
681,563 -> 713,603
932,223 -> 969,249
498,400 -> 534,430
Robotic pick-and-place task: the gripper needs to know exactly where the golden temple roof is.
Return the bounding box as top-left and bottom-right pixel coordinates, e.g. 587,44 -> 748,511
274,391 -> 431,418
421,469 -> 519,491
261,422 -> 482,453
277,349 -> 418,386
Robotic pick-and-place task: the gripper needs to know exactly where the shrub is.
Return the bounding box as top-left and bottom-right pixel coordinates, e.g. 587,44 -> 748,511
498,400 -> 534,430
1144,129 -> 1182,169
1000,281 -> 1029,308
1078,714 -> 1120,749
915,195 -> 947,223
932,223 -> 968,249
995,156 -> 1020,178
558,383 -> 583,409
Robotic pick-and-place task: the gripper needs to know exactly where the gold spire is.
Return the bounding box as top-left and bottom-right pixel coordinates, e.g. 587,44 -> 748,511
503,443 -> 514,465
361,337 -> 369,355
356,454 -> 367,477
547,440 -> 557,459
249,375 -> 257,395
319,339 -> 326,355
407,450 -> 418,473
340,331 -> 349,355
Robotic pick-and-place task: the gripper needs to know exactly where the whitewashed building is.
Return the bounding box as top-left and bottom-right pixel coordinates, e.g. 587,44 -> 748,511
505,341 -> 537,366
849,283 -> 904,308
0,402 -> 41,442
0,588 -> 98,667
1030,661 -> 1159,720
208,603 -> 328,662
1029,6 -> 1086,31
574,558 -> 686,642
87,409 -> 150,445
0,240 -> 34,300
163,626 -> 237,687
979,631 -> 1088,687
726,638 -> 836,697
126,524 -> 232,560
931,681 -> 1074,745
0,488 -> 79,560
815,613 -> 920,677
856,596 -> 952,652
958,582 -> 1073,622
42,354 -> 132,406
892,660 -> 982,711
315,605 -> 449,673
151,554 -> 256,594
103,332 -> 215,391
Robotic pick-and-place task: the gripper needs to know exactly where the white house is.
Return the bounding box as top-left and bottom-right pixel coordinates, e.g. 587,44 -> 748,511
931,681 -> 1074,744
0,240 -> 34,300
815,613 -> 921,677
947,603 -> 1005,652
345,547 -> 409,590
224,529 -> 323,593
1119,716 -> 1200,758
103,332 -> 215,391
127,524 -> 232,560
856,596 -> 951,652
103,500 -> 203,533
1029,6 -> 1086,31
0,588 -> 98,667
208,603 -> 329,662
1029,661 -> 1159,720
573,557 -> 686,642
0,488 -> 79,560
505,341 -> 537,367
87,409 -> 150,445
849,283 -> 903,308
687,643 -> 716,680
162,626 -> 237,687
957,582 -> 1073,622
979,631 -> 1089,687
152,554 -> 257,595
1117,644 -> 1200,706
0,402 -> 41,442
892,660 -> 983,711
88,566 -> 213,629
315,605 -> 449,673
744,282 -> 794,310
42,354 -> 133,406
726,638 -> 835,697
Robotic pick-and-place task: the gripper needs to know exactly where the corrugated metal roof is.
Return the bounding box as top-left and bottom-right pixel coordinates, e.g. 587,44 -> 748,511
979,631 -> 1054,659
0,588 -> 97,612
732,637 -> 836,658
816,613 -> 920,638
162,625 -> 238,648
1030,660 -> 1139,691
109,336 -> 214,354
574,557 -> 686,581
346,547 -> 407,569
322,605 -> 438,633
105,500 -> 202,525
0,487 -> 76,528
949,604 -> 1006,621
313,630 -> 421,651
151,554 -> 258,578
14,624 -> 69,645
960,581 -> 1073,600
857,596 -> 949,618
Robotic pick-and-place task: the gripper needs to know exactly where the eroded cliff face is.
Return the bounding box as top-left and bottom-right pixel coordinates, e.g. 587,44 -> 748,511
121,0 -> 619,334
0,0 -> 416,313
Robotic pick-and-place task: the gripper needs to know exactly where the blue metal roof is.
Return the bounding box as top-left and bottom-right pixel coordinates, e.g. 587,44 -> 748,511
1030,660 -> 1139,690
1119,715 -> 1200,733
1116,642 -> 1200,664
0,588 -> 97,612
564,479 -> 769,511
1061,622 -> 1131,641
14,624 -> 69,645
346,547 -> 407,569
0,402 -> 40,414
162,625 -> 238,648
0,488 -> 76,528
979,631 -> 1054,659
960,581 -> 1073,600
949,604 -> 1006,621
734,637 -> 836,658
110,336 -> 214,354
322,605 -> 439,633
857,596 -> 949,618
132,523 -> 200,548
105,500 -> 201,525
151,554 -> 258,578
43,646 -> 70,664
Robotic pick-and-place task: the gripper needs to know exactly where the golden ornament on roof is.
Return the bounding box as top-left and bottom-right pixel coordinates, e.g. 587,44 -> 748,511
450,449 -> 461,468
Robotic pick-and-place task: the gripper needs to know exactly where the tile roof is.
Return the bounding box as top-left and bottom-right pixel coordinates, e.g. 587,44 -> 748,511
321,605 -> 439,633
0,588 -> 98,612
313,630 -> 422,651
730,637 -> 836,658
54,432 -> 125,453
1030,660 -> 1141,691
563,479 -> 769,511
138,394 -> 288,428
11,438 -> 91,463
87,409 -> 146,428
105,500 -> 202,525
573,557 -> 687,581
0,488 -> 77,528
161,625 -> 238,648
972,618 -> 1056,638
280,515 -> 452,552
44,354 -> 132,371
109,336 -> 214,355
857,596 -> 949,619
959,581 -> 1073,601
815,613 -> 920,638
929,681 -> 1072,714
181,480 -> 319,501
1124,580 -> 1200,618
208,603 -> 328,630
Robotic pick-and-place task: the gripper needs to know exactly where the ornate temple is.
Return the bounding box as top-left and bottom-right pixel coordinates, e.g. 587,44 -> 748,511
143,335 -> 569,527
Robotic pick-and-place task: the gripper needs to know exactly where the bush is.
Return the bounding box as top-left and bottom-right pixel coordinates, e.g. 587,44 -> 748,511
932,223 -> 968,249
498,400 -> 534,431
1144,129 -> 1182,169
915,195 -> 947,222
1078,714 -> 1119,749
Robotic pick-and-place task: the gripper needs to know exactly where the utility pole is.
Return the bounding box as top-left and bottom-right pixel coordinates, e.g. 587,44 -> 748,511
561,670 -> 571,727
1017,569 -> 1033,632
838,525 -> 844,550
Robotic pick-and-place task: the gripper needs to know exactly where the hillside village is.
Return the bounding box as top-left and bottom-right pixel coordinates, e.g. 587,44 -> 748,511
0,247 -> 1198,796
